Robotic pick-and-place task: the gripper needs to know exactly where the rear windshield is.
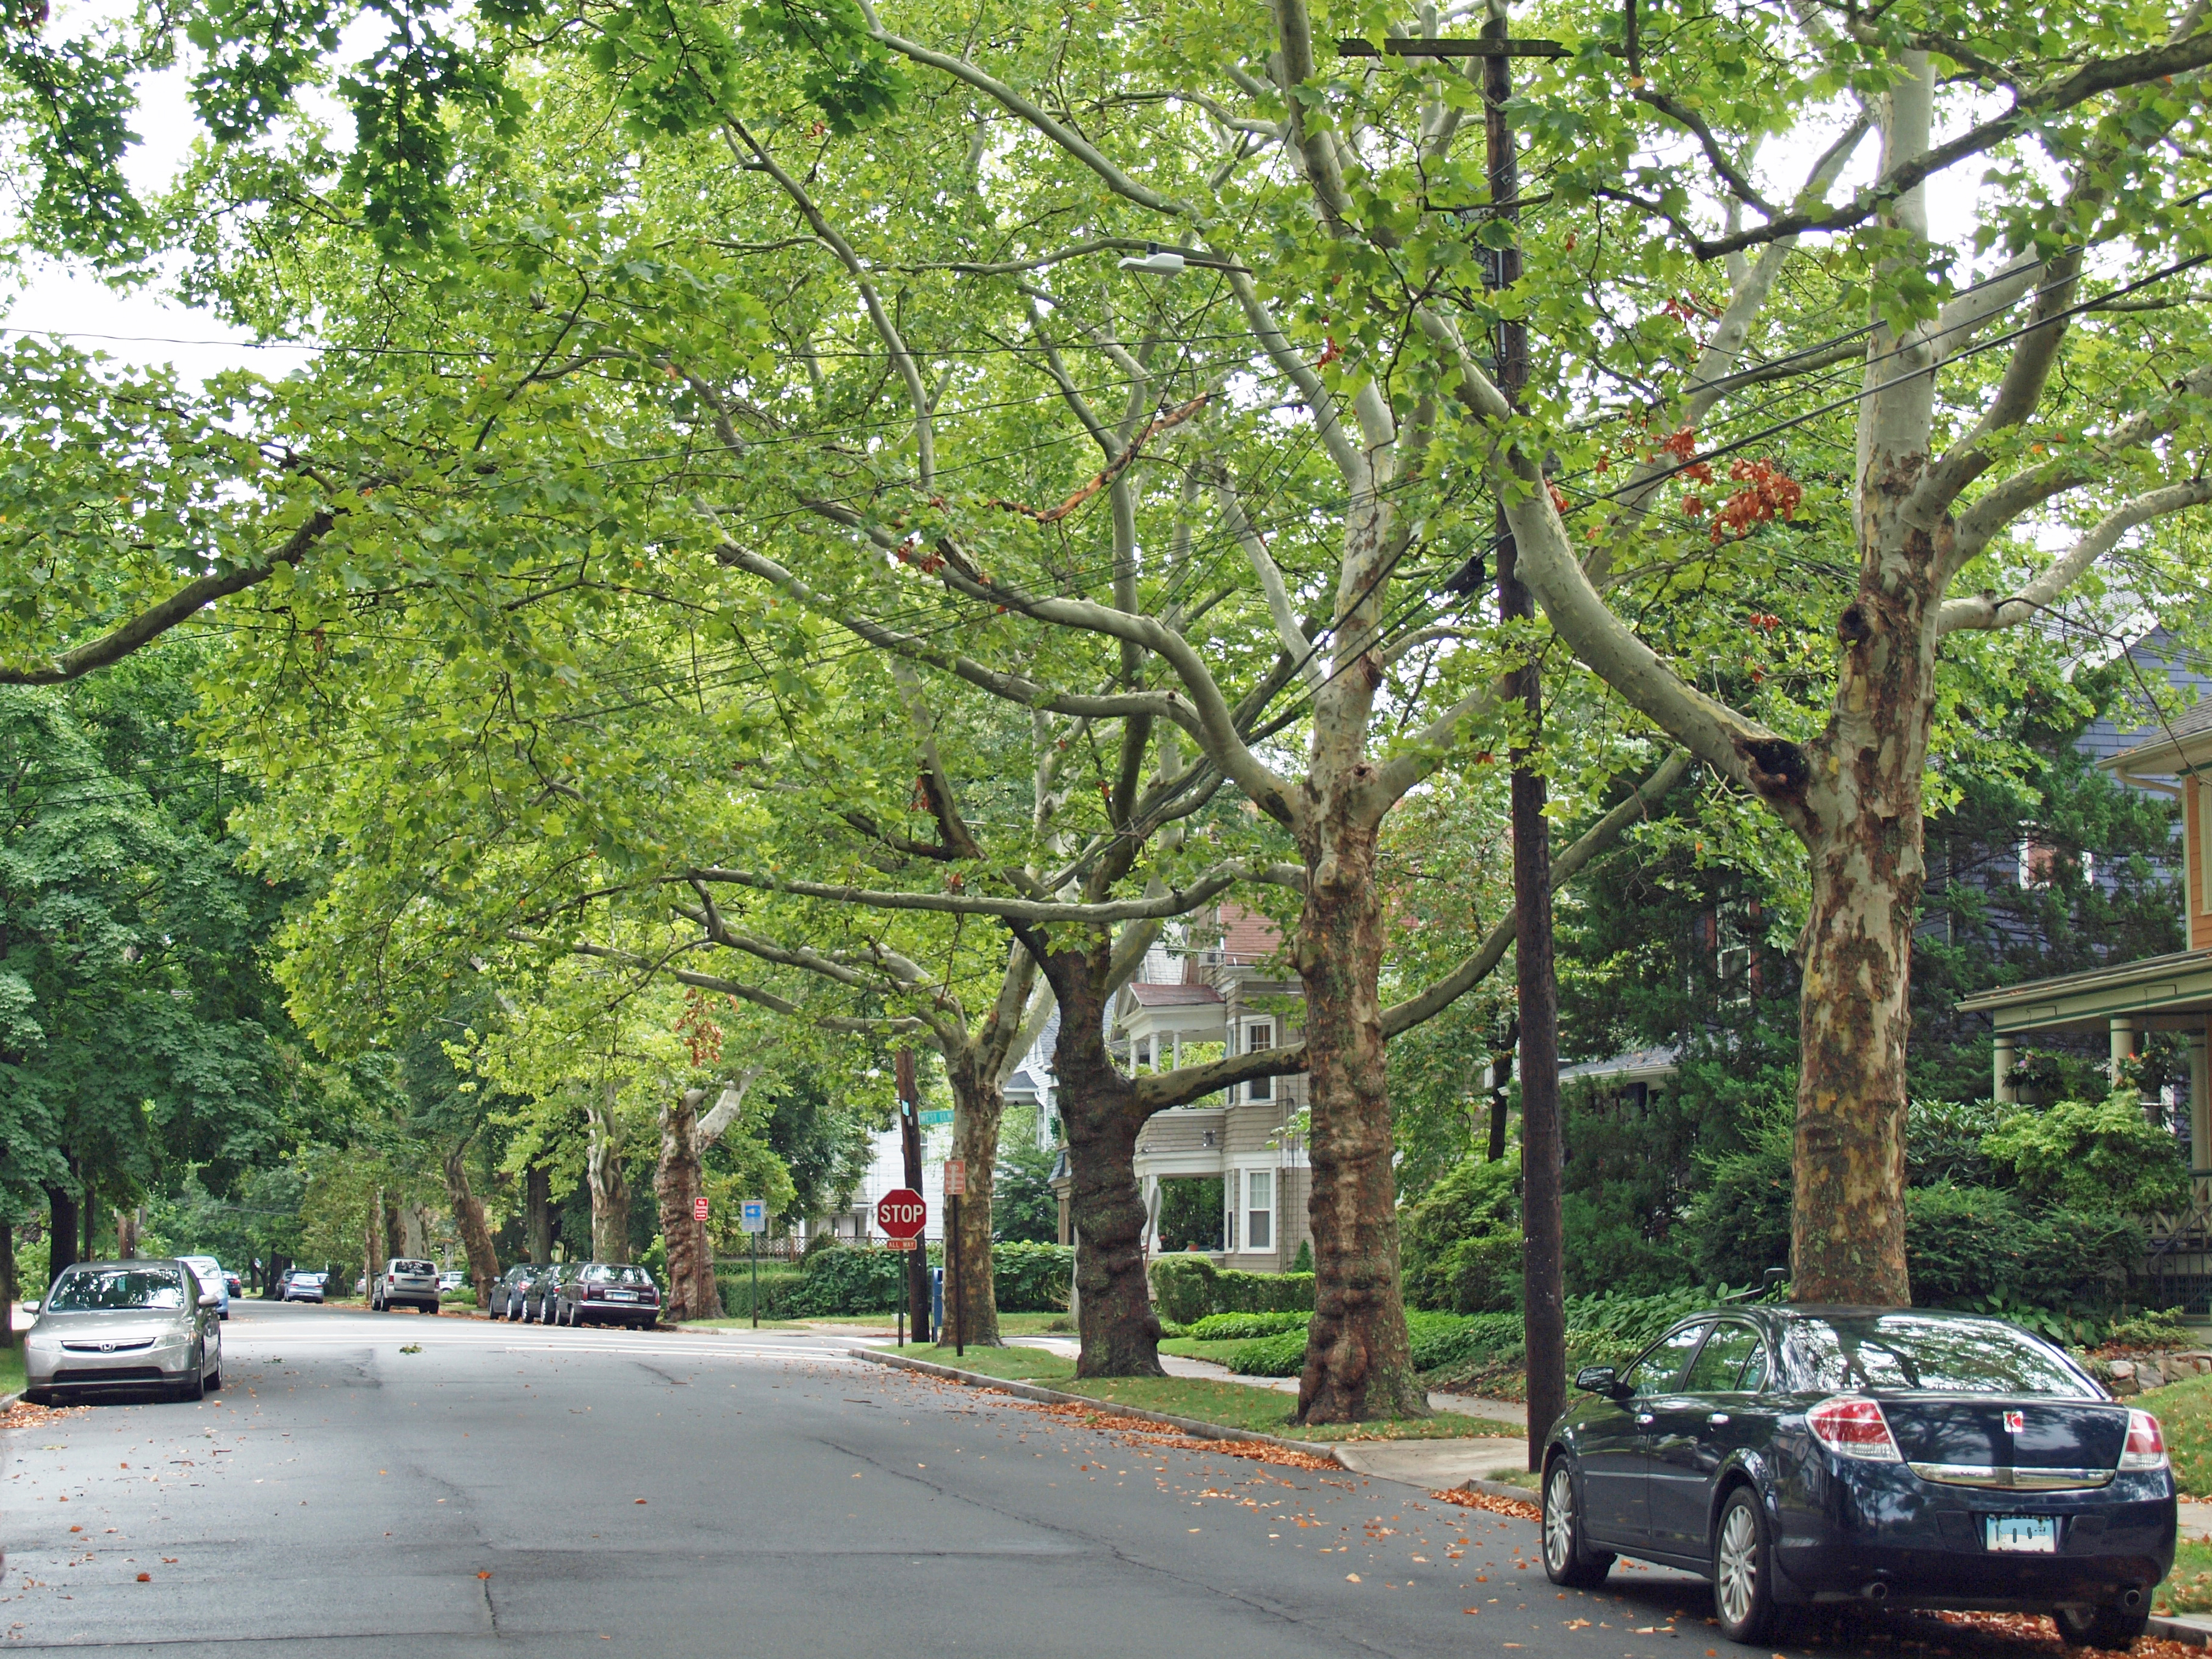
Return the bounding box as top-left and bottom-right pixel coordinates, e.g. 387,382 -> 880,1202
1784,1314 -> 2094,1398
390,1260 -> 437,1274
580,1265 -> 653,1285
48,1268 -> 187,1312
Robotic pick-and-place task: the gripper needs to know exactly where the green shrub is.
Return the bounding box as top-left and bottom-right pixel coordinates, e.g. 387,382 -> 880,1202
1228,1329 -> 1307,1377
1290,1239 -> 1313,1273
715,1266 -> 810,1318
1906,1098 -> 2004,1187
992,1242 -> 1073,1312
1189,1310 -> 1310,1341
1147,1255 -> 1313,1324
1408,1310 -> 1520,1372
2108,1307 -> 2193,1348
794,1246 -> 911,1314
1982,1093 -> 2190,1215
1905,1182 -> 2140,1308
1680,1113 -> 1793,1287
1401,1153 -> 1522,1313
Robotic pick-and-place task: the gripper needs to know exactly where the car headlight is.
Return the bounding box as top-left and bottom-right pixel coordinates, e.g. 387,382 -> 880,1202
24,1333 -> 60,1352
149,1328 -> 191,1348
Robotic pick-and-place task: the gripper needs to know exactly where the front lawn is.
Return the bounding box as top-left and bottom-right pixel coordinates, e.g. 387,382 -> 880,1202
0,1340 -> 24,1398
895,1342 -> 1520,1442
1158,1338 -> 1255,1365
2158,1537 -> 2212,1615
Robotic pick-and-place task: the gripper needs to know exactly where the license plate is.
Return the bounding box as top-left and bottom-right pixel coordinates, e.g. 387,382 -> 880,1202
1987,1516 -> 2057,1553
607,1291 -> 637,1301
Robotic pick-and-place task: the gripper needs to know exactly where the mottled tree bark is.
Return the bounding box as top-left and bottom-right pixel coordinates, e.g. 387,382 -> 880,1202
115,1206 -> 139,1261
442,1137 -> 500,1307
1294,816 -> 1426,1424
586,1079 -> 632,1263
944,1049 -> 1003,1347
656,1087 -> 716,1320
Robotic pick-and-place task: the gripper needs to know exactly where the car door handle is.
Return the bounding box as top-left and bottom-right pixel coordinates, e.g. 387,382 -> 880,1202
1634,1413 -> 1655,1427
1707,1413 -> 1730,1426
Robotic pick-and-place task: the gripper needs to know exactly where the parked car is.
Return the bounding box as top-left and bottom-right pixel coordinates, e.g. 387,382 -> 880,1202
370,1258 -> 442,1314
21,1259 -> 223,1404
518,1261 -> 579,1324
545,1262 -> 662,1330
438,1270 -> 465,1294
278,1269 -> 327,1303
488,1264 -> 538,1321
1539,1305 -> 2176,1648
223,1271 -> 244,1300
177,1255 -> 230,1321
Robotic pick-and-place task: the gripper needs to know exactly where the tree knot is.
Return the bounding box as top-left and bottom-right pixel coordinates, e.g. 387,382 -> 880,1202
1739,736 -> 1810,800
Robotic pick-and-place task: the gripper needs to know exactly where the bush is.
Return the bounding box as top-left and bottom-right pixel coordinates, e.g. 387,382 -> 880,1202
1905,1182 -> 2141,1309
1680,1115 -> 1793,1288
1907,1098 -> 2004,1186
715,1266 -> 810,1319
794,1246 -> 911,1314
992,1243 -> 1073,1312
1564,1286 -> 1752,1372
1189,1310 -> 1310,1341
1408,1310 -> 1520,1373
1228,1329 -> 1307,1376
1148,1255 -> 1314,1324
1982,1093 -> 2190,1215
1401,1154 -> 1522,1313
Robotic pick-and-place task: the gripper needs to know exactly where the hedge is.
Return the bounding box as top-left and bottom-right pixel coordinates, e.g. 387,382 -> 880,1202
1222,1310 -> 1500,1378
1188,1310 -> 1311,1341
1148,1255 -> 1313,1325
708,1243 -> 1075,1319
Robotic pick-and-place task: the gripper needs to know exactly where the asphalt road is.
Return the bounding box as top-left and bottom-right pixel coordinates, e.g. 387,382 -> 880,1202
1,1300 -> 2063,1658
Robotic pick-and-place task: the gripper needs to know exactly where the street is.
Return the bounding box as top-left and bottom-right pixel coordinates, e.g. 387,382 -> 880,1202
3,1301 -> 2062,1657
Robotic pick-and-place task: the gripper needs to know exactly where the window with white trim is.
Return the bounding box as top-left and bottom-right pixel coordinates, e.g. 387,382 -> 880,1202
1246,1169 -> 1273,1251
1246,1021 -> 1274,1101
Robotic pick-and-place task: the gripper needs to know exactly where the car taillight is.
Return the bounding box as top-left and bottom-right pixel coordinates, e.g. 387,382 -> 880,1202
1807,1396 -> 1901,1462
2122,1409 -> 2168,1471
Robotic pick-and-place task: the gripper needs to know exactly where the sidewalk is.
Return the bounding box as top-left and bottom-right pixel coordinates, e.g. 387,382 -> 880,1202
1008,1335 -> 1529,1429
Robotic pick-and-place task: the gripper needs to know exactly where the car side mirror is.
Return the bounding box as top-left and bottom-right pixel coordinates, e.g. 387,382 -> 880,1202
198,1293 -> 222,1310
21,1299 -> 38,1315
1575,1365 -> 1622,1396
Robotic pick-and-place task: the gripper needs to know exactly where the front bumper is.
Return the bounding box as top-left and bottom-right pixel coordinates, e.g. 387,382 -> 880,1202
29,1342 -> 196,1390
1774,1459 -> 2175,1609
574,1301 -> 659,1324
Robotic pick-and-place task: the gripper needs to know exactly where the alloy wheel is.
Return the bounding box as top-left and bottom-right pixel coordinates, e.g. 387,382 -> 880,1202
1716,1504 -> 1759,1628
1544,1467 -> 1576,1572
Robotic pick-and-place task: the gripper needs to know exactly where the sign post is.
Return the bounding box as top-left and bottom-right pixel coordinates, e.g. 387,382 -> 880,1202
740,1198 -> 767,1328
944,1160 -> 967,1357
876,1188 -> 927,1347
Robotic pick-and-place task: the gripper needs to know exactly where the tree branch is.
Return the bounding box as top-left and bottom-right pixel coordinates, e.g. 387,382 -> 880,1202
1938,479 -> 2212,635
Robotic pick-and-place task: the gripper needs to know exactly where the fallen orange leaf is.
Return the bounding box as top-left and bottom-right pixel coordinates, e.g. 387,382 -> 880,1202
477,1571 -> 493,1580
136,1573 -> 150,1583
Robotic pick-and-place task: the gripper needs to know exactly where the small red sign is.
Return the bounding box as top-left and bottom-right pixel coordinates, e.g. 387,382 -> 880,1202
692,1197 -> 709,1222
886,1236 -> 918,1251
877,1188 -> 927,1239
944,1160 -> 967,1197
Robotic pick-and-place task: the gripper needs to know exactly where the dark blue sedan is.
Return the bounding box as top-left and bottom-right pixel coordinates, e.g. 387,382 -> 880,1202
1540,1305 -> 2175,1647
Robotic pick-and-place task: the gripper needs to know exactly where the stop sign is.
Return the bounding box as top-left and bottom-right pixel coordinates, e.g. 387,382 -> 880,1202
876,1187 -> 927,1240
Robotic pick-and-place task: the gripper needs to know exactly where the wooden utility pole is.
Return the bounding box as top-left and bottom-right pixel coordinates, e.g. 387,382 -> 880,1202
895,1048 -> 933,1342
1482,0 -> 1565,1474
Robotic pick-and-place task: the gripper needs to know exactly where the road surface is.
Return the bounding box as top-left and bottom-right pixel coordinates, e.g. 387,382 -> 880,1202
0,1299 -> 2062,1656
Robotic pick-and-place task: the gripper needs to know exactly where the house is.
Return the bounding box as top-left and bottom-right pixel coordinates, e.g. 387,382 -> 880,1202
1120,904 -> 1314,1273
1957,703 -> 2212,1308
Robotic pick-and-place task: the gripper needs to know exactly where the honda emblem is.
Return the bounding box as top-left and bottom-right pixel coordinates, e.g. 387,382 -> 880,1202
99,1341 -> 117,1352
2002,1410 -> 2025,1434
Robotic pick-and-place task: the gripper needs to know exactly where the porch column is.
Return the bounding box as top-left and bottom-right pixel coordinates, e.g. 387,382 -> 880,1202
1993,1035 -> 2017,1104
2111,1015 -> 2136,1094
2192,1026 -> 2210,1204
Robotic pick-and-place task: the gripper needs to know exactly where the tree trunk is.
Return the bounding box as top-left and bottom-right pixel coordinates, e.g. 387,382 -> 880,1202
80,1180 -> 95,1262
586,1079 -> 632,1263
527,1162 -> 552,1265
1,1221 -> 14,1347
47,1185 -> 78,1285
400,1203 -> 431,1260
382,1192 -> 404,1264
367,1190 -> 386,1291
442,1138 -> 500,1306
656,1088 -> 714,1321
1293,815 -> 1426,1423
115,1205 -> 140,1260
944,1050 -> 1004,1347
1030,930 -> 1163,1377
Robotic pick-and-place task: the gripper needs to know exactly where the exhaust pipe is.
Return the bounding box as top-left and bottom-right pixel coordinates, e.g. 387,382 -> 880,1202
1862,1582 -> 1890,1604
2122,1589 -> 2145,1610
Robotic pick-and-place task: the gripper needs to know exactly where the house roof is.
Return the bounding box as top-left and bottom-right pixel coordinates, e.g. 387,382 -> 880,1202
2106,693 -> 2212,782
1560,1046 -> 1680,1086
1211,901 -> 1283,966
1955,945 -> 2212,1032
1127,983 -> 1224,1007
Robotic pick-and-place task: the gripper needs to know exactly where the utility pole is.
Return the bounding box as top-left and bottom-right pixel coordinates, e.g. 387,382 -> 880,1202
1482,0 -> 1565,1475
895,1048 -> 932,1343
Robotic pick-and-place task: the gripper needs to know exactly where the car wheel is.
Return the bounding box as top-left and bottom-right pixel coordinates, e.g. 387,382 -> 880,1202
206,1367 -> 223,1393
22,1388 -> 53,1407
1712,1486 -> 1776,1644
2054,1605 -> 2151,1649
177,1361 -> 206,1403
1540,1458 -> 1615,1589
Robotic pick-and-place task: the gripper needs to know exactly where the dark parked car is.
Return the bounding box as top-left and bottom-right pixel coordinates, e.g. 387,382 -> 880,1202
278,1269 -> 328,1303
489,1264 -> 538,1321
545,1262 -> 662,1330
1540,1305 -> 2175,1649
518,1261 -> 579,1324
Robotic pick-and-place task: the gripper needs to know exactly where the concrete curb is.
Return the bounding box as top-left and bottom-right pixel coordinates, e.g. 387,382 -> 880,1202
2152,1615 -> 2212,1646
848,1346 -> 1543,1509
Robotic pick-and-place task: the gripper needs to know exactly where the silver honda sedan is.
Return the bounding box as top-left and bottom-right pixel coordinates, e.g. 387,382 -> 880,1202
22,1259 -> 224,1404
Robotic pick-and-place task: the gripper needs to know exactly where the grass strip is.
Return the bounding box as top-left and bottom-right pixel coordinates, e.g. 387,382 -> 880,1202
0,1341 -> 22,1398
899,1342 -> 1520,1442
2132,1371 -> 2212,1497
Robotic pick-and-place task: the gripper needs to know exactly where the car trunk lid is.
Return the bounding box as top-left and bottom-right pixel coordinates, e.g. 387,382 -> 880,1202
1879,1394 -> 2129,1489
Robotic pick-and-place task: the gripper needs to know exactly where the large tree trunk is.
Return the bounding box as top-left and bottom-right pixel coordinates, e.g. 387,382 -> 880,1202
1,1221 -> 14,1347
1293,815 -> 1426,1423
943,1050 -> 1004,1347
367,1190 -> 387,1291
115,1205 -> 140,1260
46,1185 -> 77,1286
442,1138 -> 500,1306
586,1079 -> 632,1262
656,1087 -> 715,1321
1031,930 -> 1161,1377
526,1162 -> 552,1265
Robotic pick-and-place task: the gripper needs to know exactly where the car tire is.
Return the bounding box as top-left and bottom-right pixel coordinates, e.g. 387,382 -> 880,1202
1712,1485 -> 1777,1645
177,1362 -> 206,1403
206,1367 -> 222,1393
1540,1458 -> 1615,1589
22,1389 -> 53,1407
2054,1605 -> 2151,1649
